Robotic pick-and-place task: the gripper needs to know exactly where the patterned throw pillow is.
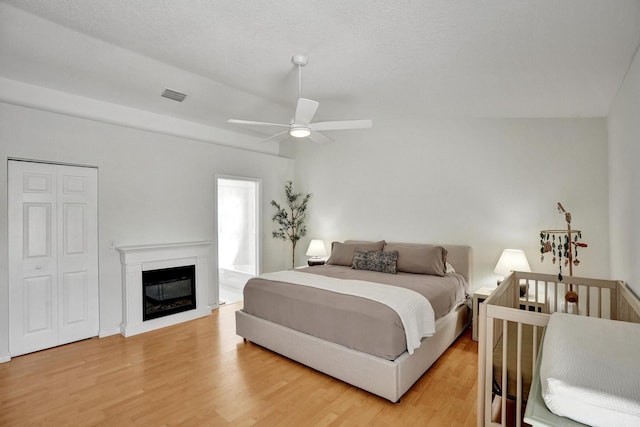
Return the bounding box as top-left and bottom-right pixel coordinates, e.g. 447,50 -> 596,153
352,248 -> 398,274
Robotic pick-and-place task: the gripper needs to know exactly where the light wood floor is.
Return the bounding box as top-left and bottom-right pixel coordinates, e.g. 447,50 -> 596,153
0,303 -> 478,426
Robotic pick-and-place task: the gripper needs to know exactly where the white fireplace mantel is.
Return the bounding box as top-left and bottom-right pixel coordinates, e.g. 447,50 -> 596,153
117,241 -> 213,337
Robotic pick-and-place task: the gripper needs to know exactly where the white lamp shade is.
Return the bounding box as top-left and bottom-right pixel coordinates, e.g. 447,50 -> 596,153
306,239 -> 328,257
494,249 -> 531,277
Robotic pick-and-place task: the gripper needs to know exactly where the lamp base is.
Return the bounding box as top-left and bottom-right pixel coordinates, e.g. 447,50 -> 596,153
307,258 -> 326,266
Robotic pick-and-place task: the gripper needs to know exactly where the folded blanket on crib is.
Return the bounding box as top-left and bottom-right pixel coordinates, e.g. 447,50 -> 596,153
540,313 -> 640,427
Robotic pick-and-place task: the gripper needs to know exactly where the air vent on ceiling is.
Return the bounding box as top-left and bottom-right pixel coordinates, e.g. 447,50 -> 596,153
161,88 -> 187,102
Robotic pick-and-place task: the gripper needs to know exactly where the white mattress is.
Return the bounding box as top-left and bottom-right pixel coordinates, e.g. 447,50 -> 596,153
540,313 -> 640,427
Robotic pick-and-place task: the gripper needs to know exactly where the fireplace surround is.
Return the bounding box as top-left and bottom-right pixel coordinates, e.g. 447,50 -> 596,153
117,241 -> 213,337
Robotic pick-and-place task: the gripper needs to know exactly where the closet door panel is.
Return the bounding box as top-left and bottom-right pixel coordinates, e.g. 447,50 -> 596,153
62,271 -> 88,326
23,275 -> 55,335
9,162 -> 59,356
57,166 -> 98,345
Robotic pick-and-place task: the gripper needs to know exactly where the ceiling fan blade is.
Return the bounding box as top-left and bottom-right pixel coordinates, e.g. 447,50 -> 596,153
228,119 -> 290,128
294,98 -> 319,125
259,131 -> 290,144
308,130 -> 333,145
311,119 -> 373,131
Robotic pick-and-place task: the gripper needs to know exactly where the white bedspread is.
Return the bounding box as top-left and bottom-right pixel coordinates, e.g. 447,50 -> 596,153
540,313 -> 640,427
259,270 -> 436,354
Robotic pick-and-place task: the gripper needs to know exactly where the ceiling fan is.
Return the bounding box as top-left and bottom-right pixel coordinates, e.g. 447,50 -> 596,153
228,54 -> 372,144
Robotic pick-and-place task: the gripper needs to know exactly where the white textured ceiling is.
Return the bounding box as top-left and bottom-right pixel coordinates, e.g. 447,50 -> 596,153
1,0 -> 640,135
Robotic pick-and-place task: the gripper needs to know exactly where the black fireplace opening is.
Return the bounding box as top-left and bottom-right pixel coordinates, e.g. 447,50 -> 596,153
142,264 -> 196,321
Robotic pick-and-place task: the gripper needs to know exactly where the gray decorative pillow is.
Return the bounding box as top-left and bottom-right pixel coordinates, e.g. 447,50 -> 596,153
352,248 -> 398,274
383,243 -> 448,276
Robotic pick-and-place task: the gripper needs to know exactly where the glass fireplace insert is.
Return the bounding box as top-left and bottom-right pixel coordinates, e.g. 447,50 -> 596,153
142,264 -> 196,321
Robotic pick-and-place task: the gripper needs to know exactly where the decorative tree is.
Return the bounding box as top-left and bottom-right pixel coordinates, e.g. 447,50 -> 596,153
271,181 -> 312,268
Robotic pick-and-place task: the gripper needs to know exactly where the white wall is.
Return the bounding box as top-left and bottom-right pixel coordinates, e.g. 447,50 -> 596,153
294,118 -> 610,289
608,47 -> 640,296
0,102 -> 294,361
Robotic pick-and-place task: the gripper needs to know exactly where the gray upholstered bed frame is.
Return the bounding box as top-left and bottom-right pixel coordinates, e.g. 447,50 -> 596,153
235,244 -> 472,402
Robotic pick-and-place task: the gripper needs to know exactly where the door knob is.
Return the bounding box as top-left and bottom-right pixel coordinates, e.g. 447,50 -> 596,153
36,265 -> 42,270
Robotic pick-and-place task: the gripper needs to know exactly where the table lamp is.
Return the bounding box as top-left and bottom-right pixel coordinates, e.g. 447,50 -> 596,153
305,239 -> 328,266
494,249 -> 531,289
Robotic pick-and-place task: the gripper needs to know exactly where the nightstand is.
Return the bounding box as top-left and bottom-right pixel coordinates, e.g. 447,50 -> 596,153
472,287 -> 495,341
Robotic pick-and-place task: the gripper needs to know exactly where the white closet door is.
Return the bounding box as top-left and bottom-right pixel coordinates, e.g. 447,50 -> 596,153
8,161 -> 98,357
9,162 -> 59,355
56,165 -> 99,345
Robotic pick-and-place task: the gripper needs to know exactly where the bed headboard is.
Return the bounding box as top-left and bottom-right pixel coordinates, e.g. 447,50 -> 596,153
442,244 -> 472,284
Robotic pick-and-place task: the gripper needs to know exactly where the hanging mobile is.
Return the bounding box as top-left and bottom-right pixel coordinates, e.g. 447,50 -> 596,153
539,202 -> 588,305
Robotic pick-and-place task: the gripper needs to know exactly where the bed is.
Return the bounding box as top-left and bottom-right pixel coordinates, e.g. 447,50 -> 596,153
235,241 -> 472,402
477,272 -> 640,427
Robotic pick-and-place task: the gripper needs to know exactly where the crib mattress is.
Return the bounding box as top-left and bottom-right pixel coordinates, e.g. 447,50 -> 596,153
540,313 -> 640,427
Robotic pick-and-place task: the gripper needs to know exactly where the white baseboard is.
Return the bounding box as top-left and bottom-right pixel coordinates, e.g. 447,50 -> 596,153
0,353 -> 11,363
99,328 -> 121,338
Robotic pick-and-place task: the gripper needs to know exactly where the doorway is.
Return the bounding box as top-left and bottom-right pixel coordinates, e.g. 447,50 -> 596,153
216,176 -> 260,304
8,160 -> 99,357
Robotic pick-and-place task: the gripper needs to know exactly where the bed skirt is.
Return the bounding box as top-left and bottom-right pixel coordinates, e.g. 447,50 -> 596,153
235,302 -> 470,402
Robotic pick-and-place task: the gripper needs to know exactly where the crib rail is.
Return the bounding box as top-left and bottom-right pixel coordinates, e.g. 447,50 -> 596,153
618,283 -> 640,323
477,272 -> 640,427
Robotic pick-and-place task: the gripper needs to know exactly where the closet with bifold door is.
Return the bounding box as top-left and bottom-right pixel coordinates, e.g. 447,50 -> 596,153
8,160 -> 99,357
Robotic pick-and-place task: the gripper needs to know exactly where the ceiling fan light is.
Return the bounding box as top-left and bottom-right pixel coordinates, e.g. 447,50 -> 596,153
290,127 -> 311,138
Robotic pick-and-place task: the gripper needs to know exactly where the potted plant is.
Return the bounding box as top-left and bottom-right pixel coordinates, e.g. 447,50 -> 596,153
271,181 -> 311,268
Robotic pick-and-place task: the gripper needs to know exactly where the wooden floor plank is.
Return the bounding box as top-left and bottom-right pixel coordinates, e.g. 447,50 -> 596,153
0,303 -> 478,426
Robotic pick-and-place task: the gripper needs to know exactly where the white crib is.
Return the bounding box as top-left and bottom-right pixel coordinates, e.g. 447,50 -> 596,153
477,271 -> 640,427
